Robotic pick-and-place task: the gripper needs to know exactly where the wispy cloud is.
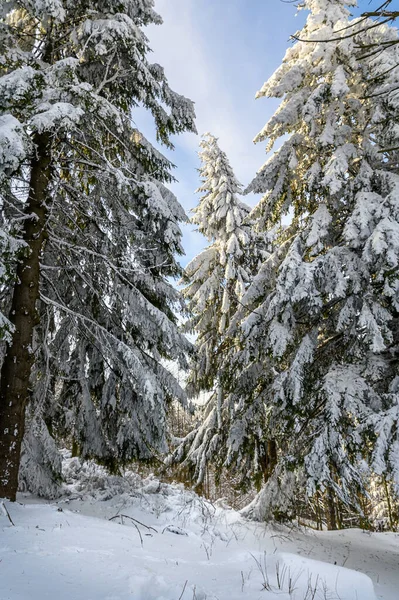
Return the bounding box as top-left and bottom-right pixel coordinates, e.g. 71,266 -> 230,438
136,0 -> 306,263
145,0 -> 269,186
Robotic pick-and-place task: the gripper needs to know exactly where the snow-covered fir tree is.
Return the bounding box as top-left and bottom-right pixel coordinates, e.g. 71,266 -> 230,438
173,133 -> 266,485
232,0 -> 399,524
184,133 -> 258,391
0,0 -> 196,500
363,27 -> 399,494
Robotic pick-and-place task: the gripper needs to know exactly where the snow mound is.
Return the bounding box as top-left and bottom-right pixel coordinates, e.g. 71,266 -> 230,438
277,552 -> 375,600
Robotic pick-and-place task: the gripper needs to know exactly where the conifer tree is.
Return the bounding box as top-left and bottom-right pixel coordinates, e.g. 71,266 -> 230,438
363,29 -> 399,493
174,134 -> 265,484
184,134 -> 256,390
235,0 -> 399,522
0,0 -> 196,500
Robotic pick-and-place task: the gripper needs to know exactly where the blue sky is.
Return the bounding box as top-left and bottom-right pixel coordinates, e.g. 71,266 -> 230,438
134,0 -> 363,265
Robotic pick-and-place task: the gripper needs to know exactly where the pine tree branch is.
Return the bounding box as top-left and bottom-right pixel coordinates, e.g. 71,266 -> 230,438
290,18 -> 393,44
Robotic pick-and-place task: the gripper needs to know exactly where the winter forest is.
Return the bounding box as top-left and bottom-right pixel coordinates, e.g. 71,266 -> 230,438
1,1 -> 399,599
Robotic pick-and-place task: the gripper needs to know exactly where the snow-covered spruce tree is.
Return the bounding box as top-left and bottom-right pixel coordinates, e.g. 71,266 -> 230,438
363,33 -> 399,497
184,134 -> 258,392
0,1 -> 196,500
234,0 -> 399,523
173,133 -> 266,485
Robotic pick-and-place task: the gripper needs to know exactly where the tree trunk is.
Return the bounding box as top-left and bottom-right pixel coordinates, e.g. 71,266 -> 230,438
325,487 -> 337,531
383,476 -> 395,531
315,491 -> 322,531
0,132 -> 51,500
267,439 -> 277,478
260,438 -> 278,483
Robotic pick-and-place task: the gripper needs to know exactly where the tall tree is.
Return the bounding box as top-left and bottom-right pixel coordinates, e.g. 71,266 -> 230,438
0,0 -> 196,500
234,0 -> 399,522
174,133 -> 265,485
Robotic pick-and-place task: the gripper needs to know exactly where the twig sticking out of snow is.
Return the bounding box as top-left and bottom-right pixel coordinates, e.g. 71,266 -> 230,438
178,580 -> 188,600
1,501 -> 15,526
109,513 -> 157,533
109,514 -> 157,547
250,551 -> 272,591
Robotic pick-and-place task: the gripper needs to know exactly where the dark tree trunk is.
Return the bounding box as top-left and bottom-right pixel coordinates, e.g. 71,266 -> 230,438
325,487 -> 337,531
383,476 -> 395,531
267,439 -> 277,477
0,133 -> 51,500
260,438 -> 278,483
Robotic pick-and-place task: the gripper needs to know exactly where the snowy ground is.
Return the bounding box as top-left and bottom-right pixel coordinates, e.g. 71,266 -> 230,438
1,458 -> 398,600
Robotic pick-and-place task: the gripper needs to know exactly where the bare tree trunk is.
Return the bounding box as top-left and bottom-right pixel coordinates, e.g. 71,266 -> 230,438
267,439 -> 277,478
383,476 -> 395,531
0,132 -> 51,500
325,487 -> 337,531
260,438 -> 278,483
316,492 -> 323,531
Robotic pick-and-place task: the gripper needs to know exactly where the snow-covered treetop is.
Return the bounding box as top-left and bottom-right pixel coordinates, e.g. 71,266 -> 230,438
192,133 -> 250,243
298,0 -> 357,26
186,134 -> 260,320
246,0 -> 381,231
244,0 -> 399,362
182,134 -> 262,394
2,0 -> 162,26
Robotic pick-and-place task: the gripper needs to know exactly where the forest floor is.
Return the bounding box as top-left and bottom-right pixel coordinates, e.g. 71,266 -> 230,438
1,456 -> 398,600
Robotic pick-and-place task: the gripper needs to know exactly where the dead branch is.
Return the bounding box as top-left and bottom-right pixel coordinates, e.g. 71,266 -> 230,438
1,501 -> 15,526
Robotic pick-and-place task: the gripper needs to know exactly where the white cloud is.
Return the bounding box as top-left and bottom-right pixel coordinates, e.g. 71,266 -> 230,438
146,0 -> 268,189
136,1 -> 305,264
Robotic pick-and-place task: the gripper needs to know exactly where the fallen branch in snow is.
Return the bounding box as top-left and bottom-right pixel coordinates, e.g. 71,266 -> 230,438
1,501 -> 15,526
110,514 -> 144,546
109,514 -> 157,533
162,525 -> 188,536
109,513 -> 158,546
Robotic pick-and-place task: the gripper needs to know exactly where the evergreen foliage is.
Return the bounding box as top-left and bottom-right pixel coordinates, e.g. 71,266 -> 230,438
0,0 -> 196,498
233,0 -> 399,519
173,134 -> 266,485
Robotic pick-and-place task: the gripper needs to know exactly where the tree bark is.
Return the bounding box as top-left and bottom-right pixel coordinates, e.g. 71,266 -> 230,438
383,476 -> 395,531
0,132 -> 51,500
325,487 -> 338,531
260,438 -> 278,483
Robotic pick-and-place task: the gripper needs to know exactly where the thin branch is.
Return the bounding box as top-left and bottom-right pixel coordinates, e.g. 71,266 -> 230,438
1,501 -> 15,526
109,514 -> 158,546
110,515 -> 143,546
178,580 -> 188,600
291,18 -> 392,44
